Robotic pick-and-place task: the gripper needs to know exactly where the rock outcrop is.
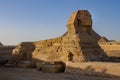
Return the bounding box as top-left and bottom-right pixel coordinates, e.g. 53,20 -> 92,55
8,42 -> 35,65
5,42 -> 35,67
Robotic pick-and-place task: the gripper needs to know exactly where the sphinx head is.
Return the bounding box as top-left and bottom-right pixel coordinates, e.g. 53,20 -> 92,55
67,10 -> 92,34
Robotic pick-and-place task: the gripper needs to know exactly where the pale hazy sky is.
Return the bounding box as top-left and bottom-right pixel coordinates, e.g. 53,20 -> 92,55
0,0 -> 120,45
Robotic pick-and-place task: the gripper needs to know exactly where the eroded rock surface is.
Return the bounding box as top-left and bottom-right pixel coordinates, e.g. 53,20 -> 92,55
10,10 -> 109,65
32,10 -> 108,63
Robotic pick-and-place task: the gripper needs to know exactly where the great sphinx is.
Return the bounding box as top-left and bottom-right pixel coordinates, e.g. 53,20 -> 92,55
10,10 -> 108,66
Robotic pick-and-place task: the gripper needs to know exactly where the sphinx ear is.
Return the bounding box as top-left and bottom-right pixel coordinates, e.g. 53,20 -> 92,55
77,18 -> 81,27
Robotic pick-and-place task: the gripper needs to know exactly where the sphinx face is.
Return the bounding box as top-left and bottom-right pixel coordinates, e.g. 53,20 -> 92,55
77,11 -> 92,27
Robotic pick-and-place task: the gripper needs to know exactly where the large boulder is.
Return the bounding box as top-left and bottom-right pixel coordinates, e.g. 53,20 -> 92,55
16,61 -> 36,68
9,42 -> 35,64
36,61 -> 65,73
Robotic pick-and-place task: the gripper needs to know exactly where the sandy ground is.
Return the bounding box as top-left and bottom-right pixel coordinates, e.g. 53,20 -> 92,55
0,67 -> 119,80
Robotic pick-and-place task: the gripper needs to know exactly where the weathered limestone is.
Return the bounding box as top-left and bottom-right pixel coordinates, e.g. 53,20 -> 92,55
10,10 -> 109,68
32,10 -> 107,62
99,42 -> 120,62
11,42 -> 35,62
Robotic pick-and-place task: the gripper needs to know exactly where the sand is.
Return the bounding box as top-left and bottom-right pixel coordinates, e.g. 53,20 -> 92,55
0,67 -> 119,80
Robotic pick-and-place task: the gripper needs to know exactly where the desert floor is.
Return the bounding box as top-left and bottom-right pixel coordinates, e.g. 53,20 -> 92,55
0,67 -> 119,80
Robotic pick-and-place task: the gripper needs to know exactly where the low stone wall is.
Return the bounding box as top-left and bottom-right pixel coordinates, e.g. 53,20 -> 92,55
99,43 -> 120,61
100,45 -> 120,50
65,62 -> 120,78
